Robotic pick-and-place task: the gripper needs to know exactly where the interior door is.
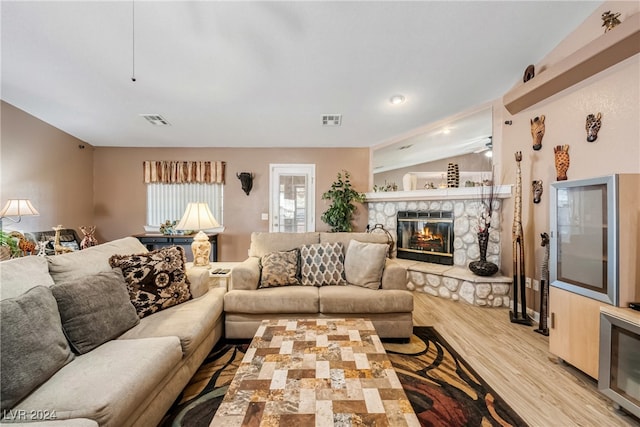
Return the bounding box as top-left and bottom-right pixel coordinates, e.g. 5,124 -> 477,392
270,164 -> 315,232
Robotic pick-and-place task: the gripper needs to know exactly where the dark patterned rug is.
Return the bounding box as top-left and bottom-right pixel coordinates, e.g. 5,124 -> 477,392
160,326 -> 527,427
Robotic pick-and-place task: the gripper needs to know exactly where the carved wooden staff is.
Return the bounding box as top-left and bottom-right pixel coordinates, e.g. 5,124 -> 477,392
535,232 -> 550,335
510,152 -> 532,325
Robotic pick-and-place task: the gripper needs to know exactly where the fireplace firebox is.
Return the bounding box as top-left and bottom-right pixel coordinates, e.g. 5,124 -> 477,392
396,211 -> 454,265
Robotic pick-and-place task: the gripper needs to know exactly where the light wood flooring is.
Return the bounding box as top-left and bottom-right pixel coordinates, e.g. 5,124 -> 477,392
412,292 -> 639,427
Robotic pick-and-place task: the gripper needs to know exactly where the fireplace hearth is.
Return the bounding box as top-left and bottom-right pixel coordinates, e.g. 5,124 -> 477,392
397,211 -> 453,265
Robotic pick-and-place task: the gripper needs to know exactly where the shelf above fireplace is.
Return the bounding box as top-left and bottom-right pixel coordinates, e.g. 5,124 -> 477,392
364,185 -> 512,202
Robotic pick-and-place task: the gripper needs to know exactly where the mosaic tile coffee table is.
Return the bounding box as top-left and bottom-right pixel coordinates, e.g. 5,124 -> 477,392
210,318 -> 419,426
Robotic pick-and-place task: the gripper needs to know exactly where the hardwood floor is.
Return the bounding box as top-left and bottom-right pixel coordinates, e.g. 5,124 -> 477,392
412,292 -> 639,427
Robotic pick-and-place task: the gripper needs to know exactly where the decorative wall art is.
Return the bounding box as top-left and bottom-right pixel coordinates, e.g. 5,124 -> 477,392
586,112 -> 602,142
236,172 -> 254,196
532,180 -> 543,204
530,115 -> 545,151
523,64 -> 535,82
553,145 -> 570,181
601,11 -> 621,33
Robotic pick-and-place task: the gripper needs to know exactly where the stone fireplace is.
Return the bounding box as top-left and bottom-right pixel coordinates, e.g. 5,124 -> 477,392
365,186 -> 513,307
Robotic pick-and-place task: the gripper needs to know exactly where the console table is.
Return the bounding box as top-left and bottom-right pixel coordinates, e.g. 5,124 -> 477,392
133,233 -> 218,262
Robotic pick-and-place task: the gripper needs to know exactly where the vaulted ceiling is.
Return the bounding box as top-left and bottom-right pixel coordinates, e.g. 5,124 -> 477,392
2,1 -> 599,151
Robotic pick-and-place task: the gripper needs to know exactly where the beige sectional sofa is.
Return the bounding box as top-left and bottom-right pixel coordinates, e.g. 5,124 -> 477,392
0,237 -> 224,427
225,232 -> 414,339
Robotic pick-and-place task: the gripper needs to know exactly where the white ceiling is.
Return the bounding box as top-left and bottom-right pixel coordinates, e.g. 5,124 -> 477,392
1,1 -> 600,149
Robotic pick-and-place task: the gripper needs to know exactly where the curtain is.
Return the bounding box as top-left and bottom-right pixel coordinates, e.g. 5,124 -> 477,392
143,161 -> 225,184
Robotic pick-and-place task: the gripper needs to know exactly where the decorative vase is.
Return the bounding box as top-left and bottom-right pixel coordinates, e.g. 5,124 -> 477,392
554,145 -> 570,181
469,230 -> 498,276
447,163 -> 459,188
402,173 -> 417,191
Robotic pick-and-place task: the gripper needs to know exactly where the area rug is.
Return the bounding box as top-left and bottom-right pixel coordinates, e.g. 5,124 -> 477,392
160,327 -> 527,427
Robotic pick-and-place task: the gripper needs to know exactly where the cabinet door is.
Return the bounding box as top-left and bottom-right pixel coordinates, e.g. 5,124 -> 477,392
549,287 -> 603,379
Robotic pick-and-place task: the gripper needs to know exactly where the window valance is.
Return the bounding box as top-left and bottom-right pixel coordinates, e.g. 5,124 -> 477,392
143,161 -> 225,184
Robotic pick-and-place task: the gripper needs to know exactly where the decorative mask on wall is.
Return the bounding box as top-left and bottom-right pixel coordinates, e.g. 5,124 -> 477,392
530,115 -> 545,151
585,113 -> 602,142
532,180 -> 543,204
236,172 -> 254,196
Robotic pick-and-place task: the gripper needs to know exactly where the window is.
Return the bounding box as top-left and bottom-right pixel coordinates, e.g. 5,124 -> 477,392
146,183 -> 223,227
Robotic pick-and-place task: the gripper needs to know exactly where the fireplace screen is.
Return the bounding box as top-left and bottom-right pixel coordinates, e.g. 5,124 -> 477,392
396,211 -> 454,265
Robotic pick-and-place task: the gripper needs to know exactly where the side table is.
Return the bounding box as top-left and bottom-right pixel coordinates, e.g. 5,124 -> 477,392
208,262 -> 241,290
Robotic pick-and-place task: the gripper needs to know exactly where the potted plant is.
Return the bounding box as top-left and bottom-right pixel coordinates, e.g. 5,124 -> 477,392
0,230 -> 20,260
321,170 -> 365,232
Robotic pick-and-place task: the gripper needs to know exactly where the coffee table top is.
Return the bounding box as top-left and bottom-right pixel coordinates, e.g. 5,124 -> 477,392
211,318 -> 419,426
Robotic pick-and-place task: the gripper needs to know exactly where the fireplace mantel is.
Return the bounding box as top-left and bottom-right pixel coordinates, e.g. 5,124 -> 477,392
364,185 -> 512,202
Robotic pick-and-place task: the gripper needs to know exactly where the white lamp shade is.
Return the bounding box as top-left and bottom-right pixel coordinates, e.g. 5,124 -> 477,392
0,199 -> 40,217
175,203 -> 219,231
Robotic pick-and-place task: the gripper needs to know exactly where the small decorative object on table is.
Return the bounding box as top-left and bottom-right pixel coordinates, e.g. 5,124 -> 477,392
523,64 -> 535,82
585,112 -> 602,142
52,225 -> 73,255
535,232 -> 550,336
402,173 -> 417,191
553,145 -> 570,181
79,225 -> 98,249
468,171 -> 498,277
159,220 -> 177,235
530,115 -> 545,151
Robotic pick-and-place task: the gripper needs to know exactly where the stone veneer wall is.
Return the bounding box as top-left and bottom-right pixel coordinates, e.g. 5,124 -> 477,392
367,199 -> 502,268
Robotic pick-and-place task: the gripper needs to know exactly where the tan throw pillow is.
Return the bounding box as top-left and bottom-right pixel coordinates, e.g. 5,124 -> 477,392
259,249 -> 300,288
109,246 -> 192,318
300,242 -> 346,286
344,240 -> 388,289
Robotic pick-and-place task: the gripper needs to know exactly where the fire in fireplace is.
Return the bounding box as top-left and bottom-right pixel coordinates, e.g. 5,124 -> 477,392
396,211 -> 454,265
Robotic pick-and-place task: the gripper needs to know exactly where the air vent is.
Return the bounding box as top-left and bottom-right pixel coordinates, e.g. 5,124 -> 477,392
322,114 -> 342,126
140,114 -> 171,126
398,144 -> 413,150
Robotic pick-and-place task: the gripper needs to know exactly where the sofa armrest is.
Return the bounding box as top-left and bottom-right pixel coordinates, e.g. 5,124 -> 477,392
381,259 -> 408,290
230,257 -> 260,290
186,265 -> 210,298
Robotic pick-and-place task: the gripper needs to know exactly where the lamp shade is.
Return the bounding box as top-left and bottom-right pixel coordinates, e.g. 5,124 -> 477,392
0,199 -> 40,218
175,203 -> 219,231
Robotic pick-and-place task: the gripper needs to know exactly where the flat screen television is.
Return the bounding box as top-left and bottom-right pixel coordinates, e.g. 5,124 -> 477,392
549,174 -> 618,306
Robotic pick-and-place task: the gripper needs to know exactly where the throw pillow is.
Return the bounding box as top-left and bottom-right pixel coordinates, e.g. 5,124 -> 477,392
0,286 -> 75,411
109,246 -> 192,318
343,240 -> 388,290
51,268 -> 140,354
259,249 -> 300,288
300,242 -> 346,286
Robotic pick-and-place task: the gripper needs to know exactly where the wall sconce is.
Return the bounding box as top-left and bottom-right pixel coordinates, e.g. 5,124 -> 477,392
236,172 -> 254,196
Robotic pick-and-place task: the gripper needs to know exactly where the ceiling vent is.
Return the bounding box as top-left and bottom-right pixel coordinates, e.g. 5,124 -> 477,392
322,114 -> 342,126
140,114 -> 171,126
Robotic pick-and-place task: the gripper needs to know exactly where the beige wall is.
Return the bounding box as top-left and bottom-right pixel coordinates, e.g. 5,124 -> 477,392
93,147 -> 369,261
1,101 -> 95,236
497,2 -> 640,310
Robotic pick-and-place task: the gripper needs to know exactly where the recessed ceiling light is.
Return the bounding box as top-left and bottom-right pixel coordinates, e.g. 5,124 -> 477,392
389,95 -> 406,105
443,128 -> 451,134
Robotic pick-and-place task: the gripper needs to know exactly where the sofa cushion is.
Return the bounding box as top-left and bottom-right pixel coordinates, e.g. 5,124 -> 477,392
318,286 -> 414,314
119,287 -> 225,357
0,255 -> 54,300
300,242 -> 346,286
259,249 -> 300,288
0,286 -> 74,411
47,237 -> 148,284
224,287 -> 319,314
343,240 -> 388,289
51,269 -> 140,354
248,232 -> 320,258
109,246 -> 192,318
9,337 -> 182,426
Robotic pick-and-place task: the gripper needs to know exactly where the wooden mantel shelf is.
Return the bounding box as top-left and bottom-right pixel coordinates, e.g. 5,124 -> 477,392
504,13 -> 640,114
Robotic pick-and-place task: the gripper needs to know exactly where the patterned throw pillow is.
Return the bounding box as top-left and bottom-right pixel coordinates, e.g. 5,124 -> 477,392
300,242 -> 346,286
259,249 -> 300,288
109,246 -> 192,318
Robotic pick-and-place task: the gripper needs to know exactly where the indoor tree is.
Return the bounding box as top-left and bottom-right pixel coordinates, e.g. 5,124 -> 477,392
321,170 -> 365,232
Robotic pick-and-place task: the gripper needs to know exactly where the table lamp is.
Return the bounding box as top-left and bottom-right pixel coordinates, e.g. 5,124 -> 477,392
0,199 -> 40,225
175,202 -> 219,267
